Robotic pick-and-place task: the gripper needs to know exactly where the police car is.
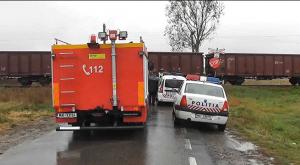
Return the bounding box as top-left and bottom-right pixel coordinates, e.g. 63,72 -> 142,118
157,75 -> 186,104
172,76 -> 229,131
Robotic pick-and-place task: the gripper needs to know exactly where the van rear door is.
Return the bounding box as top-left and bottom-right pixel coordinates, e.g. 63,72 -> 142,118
163,78 -> 184,99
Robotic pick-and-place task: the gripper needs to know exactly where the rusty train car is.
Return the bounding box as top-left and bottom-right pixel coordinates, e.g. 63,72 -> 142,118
149,52 -> 300,85
148,52 -> 203,75
0,51 -> 51,86
1,51 -> 300,86
205,53 -> 300,85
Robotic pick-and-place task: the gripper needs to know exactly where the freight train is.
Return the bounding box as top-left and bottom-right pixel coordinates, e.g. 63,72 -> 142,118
0,51 -> 51,86
204,53 -> 300,85
148,52 -> 300,85
1,51 -> 300,86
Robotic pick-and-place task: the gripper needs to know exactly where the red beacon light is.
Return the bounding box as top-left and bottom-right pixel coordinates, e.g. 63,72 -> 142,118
109,30 -> 118,40
90,34 -> 97,43
186,74 -> 200,81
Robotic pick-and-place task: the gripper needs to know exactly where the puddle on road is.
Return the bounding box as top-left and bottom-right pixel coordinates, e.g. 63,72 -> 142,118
225,132 -> 257,152
248,159 -> 265,165
224,132 -> 274,165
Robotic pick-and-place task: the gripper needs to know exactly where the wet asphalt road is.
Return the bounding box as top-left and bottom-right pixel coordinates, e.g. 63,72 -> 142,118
0,105 -> 269,165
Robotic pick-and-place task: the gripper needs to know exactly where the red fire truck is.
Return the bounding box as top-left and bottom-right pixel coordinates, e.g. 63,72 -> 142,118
52,29 -> 149,131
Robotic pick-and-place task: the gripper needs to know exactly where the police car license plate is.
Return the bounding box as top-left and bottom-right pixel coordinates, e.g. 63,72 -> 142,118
57,113 -> 77,118
195,114 -> 212,120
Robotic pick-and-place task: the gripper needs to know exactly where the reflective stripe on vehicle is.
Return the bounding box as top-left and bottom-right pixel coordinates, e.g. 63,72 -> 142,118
187,104 -> 221,113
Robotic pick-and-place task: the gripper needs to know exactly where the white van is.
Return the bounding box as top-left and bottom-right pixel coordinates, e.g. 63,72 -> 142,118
157,75 -> 186,104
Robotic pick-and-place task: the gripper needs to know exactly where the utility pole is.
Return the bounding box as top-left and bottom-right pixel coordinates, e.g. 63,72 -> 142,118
103,23 -> 106,44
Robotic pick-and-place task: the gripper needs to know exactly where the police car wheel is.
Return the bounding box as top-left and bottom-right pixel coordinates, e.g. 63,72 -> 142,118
218,124 -> 226,132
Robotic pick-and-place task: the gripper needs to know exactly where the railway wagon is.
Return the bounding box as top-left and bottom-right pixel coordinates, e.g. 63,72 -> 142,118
205,53 -> 300,85
0,51 -> 51,86
148,52 -> 203,75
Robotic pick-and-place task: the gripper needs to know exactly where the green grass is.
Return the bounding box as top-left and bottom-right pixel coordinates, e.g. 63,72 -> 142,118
0,87 -> 53,132
225,85 -> 300,164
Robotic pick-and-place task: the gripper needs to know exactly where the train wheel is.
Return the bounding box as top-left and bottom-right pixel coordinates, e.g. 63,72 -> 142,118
235,78 -> 245,85
289,77 -> 297,86
228,80 -> 236,85
229,78 -> 244,85
235,81 -> 243,86
21,81 -> 32,87
18,78 -> 32,87
39,77 -> 51,86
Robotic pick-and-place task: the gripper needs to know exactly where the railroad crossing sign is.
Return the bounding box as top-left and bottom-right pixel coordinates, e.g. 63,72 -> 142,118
208,48 -> 225,69
208,48 -> 225,58
209,57 -> 221,69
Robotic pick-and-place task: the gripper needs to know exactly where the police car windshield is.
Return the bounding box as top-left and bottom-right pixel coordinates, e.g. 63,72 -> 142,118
165,79 -> 184,88
184,83 -> 224,98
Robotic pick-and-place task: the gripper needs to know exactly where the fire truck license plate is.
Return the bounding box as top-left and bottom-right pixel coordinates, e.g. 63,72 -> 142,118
195,114 -> 212,120
57,113 -> 77,118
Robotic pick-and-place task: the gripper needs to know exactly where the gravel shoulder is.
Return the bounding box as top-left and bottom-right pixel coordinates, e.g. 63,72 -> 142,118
0,116 -> 55,154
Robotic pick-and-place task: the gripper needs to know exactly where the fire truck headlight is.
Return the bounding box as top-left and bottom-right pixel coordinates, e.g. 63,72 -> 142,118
119,31 -> 128,40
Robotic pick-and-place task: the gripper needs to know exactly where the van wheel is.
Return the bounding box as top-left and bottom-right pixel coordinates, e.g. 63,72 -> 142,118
157,101 -> 162,106
218,124 -> 226,132
173,111 -> 180,126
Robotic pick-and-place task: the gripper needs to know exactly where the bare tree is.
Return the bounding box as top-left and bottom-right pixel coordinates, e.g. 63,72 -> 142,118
165,0 -> 224,52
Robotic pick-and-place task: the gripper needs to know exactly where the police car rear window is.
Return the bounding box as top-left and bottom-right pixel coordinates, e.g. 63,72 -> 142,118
165,79 -> 184,88
184,83 -> 224,98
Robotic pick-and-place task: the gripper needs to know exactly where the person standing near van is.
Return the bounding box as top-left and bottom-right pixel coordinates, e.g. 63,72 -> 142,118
148,75 -> 159,105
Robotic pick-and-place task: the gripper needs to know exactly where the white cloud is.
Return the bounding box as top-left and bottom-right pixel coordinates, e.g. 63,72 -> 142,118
0,1 -> 300,54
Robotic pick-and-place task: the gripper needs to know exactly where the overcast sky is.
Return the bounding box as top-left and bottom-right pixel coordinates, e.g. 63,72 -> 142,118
0,1 -> 300,54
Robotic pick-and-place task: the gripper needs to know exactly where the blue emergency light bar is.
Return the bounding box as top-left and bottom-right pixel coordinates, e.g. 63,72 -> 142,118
199,76 -> 221,84
206,76 -> 221,84
186,74 -> 221,84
